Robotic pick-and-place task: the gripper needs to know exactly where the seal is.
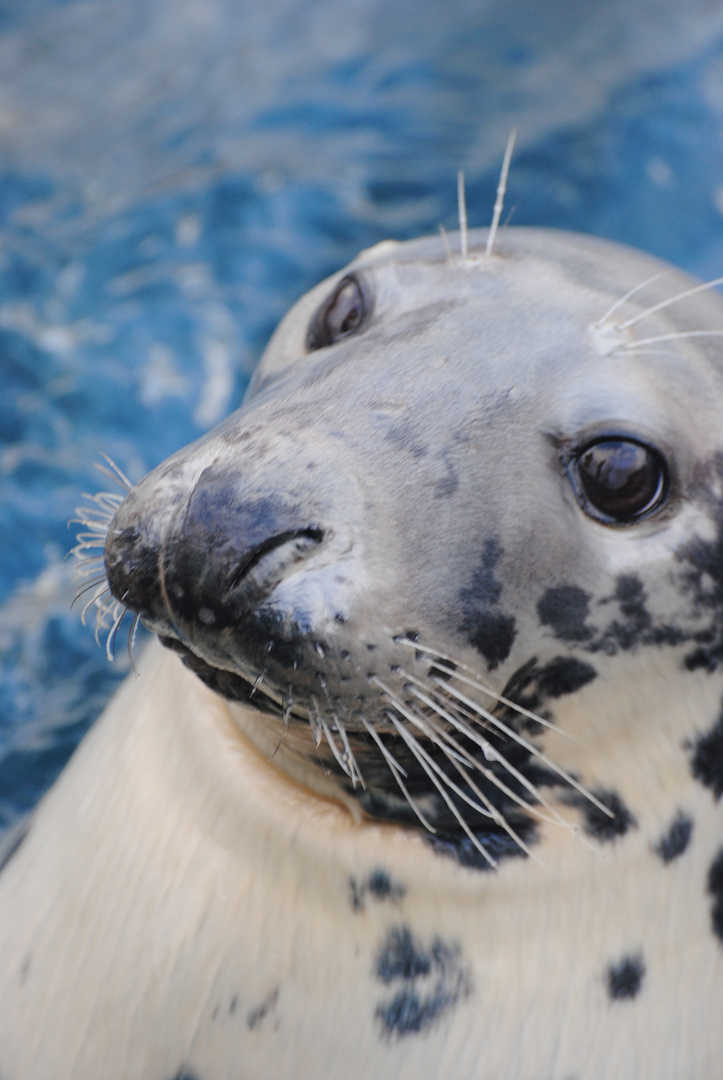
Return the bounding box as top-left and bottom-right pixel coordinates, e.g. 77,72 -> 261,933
1,224 -> 723,1080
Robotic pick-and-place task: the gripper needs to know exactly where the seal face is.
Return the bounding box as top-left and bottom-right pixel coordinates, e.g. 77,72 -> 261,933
2,226 -> 723,1080
104,227 -> 723,867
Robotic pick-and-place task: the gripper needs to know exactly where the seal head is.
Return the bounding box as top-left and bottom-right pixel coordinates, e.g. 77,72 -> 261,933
104,227 -> 723,865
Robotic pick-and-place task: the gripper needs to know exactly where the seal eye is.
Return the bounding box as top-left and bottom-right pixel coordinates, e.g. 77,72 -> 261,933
306,275 -> 367,350
571,439 -> 667,524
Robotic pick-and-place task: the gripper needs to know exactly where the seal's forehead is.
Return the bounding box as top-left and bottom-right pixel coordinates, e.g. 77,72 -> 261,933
253,226 -> 723,394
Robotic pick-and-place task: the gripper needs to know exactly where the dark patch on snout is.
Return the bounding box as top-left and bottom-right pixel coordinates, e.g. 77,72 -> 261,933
562,788 -> 635,842
162,471 -> 317,626
374,925 -> 471,1038
459,538 -> 516,669
654,811 -> 693,864
690,711 -> 723,799
606,954 -> 645,1000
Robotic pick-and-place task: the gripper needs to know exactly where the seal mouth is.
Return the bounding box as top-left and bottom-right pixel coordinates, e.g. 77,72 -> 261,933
158,634 -> 285,715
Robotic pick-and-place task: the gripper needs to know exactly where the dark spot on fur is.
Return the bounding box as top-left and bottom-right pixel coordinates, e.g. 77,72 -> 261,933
167,1072 -> 200,1080
675,470 -> 723,671
465,610 -> 517,669
350,869 -> 406,911
425,826 -> 536,872
563,789 -> 636,842
229,995 -> 238,1015
463,538 -> 504,606
383,423 -> 427,458
375,926 -> 471,1037
538,586 -> 593,641
0,818 -> 31,875
434,453 -> 459,498
535,656 -> 597,698
458,538 -> 517,668
708,847 -> 723,944
607,954 -> 645,1000
654,811 -> 693,863
691,712 -> 723,799
599,576 -> 651,651
247,987 -> 279,1030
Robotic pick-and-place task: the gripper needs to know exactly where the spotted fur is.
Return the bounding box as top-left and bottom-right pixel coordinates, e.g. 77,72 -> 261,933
0,227 -> 722,1078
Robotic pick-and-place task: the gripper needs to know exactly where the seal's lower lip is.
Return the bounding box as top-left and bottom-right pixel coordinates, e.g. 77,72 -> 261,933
158,635 -> 281,713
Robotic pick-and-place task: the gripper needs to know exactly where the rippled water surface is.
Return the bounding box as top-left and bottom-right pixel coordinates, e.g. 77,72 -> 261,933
3,0 -> 723,828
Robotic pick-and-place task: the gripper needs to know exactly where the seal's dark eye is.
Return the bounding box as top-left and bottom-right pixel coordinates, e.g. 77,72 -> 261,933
571,439 -> 667,524
306,275 -> 367,351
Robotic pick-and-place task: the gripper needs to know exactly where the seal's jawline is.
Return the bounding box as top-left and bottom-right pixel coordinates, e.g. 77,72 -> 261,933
158,635 -> 281,715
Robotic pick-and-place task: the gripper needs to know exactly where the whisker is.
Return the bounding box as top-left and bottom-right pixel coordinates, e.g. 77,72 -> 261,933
457,171 -> 468,260
430,677 -> 614,818
486,127 -> 517,258
377,692 -> 494,819
406,678 -> 570,828
360,718 -> 438,833
593,270 -> 671,328
94,454 -> 133,491
127,612 -> 142,675
316,674 -> 365,787
616,274 -> 723,330
421,723 -> 544,864
79,584 -> 111,625
385,712 -> 497,868
106,603 -> 127,662
622,329 -> 723,349
397,640 -> 571,738
307,696 -> 324,749
377,677 -> 545,861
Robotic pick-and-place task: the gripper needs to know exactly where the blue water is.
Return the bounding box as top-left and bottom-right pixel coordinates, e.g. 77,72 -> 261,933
3,0 -> 723,830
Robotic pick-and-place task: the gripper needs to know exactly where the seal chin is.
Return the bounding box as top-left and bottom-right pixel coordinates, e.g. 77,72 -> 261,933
157,635 -> 285,715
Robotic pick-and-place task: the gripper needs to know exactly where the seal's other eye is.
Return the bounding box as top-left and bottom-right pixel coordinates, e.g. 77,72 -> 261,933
570,439 -> 668,524
306,275 -> 368,351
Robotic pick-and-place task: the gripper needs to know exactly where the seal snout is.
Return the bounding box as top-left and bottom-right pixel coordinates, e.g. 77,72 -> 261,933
104,461 -> 330,641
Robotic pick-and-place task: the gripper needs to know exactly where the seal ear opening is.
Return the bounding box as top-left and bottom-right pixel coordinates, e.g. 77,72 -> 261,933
306,274 -> 370,351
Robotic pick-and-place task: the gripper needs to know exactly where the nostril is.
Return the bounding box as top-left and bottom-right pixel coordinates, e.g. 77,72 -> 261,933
227,527 -> 325,592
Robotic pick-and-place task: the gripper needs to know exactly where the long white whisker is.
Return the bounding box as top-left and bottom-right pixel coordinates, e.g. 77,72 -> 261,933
95,454 -> 133,491
457,171 -> 468,260
105,603 -> 127,662
376,690 -> 494,819
617,275 -> 723,330
623,329 -> 723,349
377,678 -> 546,861
79,583 -> 110,624
386,711 -> 497,868
396,640 -> 571,738
361,718 -> 438,833
406,678 -> 570,828
593,270 -> 671,328
431,677 -> 613,818
486,128 -> 517,258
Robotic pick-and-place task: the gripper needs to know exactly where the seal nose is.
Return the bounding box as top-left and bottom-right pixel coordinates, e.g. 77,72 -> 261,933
105,464 -> 326,632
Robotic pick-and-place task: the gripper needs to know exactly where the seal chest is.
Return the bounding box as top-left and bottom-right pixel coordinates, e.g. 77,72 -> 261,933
1,227 -> 723,1079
